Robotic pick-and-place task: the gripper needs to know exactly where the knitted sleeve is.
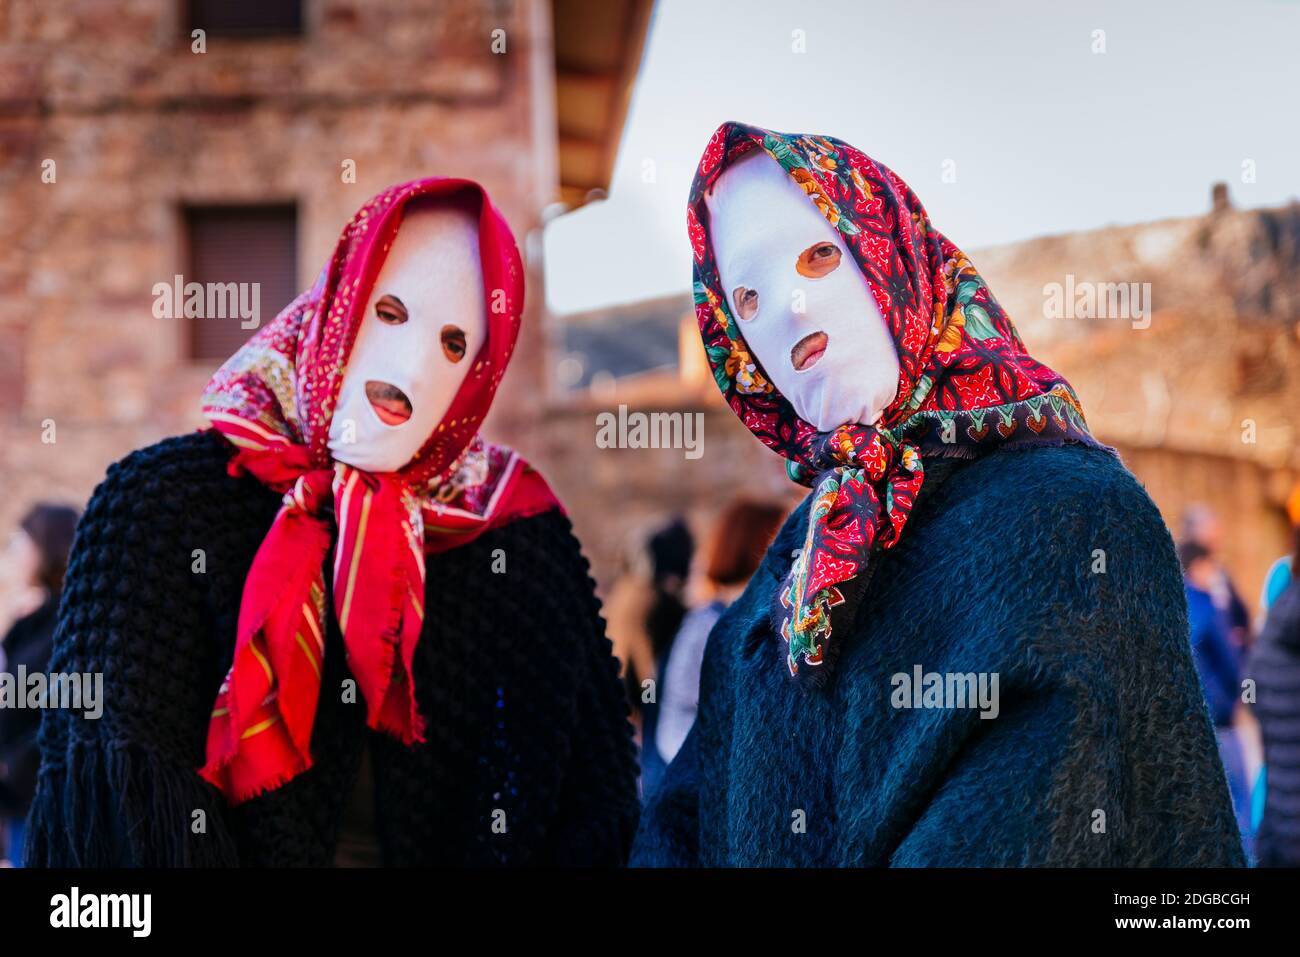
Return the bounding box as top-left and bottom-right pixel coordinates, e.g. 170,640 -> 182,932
889,451 -> 1247,867
24,434 -> 246,866
371,507 -> 640,866
534,514 -> 642,866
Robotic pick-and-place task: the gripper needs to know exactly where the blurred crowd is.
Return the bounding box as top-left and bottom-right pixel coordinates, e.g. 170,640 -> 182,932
1178,497 -> 1300,867
603,499 -> 788,797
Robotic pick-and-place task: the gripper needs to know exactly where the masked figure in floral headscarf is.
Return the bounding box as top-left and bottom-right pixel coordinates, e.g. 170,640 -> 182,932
631,123 -> 1245,867
27,178 -> 638,867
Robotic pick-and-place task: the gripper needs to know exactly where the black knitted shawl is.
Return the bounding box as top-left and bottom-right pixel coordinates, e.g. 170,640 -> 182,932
26,430 -> 639,866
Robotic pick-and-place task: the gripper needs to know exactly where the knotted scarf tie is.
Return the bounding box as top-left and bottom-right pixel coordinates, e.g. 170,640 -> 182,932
779,424 -> 924,684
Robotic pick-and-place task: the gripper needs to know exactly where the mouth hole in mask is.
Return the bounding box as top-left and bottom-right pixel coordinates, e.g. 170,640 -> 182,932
795,242 -> 842,279
791,331 -> 829,373
364,380 -> 413,426
731,286 -> 759,322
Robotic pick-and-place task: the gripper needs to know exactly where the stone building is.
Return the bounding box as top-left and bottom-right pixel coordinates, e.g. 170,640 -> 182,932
0,0 -> 652,626
978,192 -> 1300,609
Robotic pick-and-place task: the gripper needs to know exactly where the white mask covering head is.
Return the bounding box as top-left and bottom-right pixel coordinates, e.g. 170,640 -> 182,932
704,151 -> 900,431
327,199 -> 486,473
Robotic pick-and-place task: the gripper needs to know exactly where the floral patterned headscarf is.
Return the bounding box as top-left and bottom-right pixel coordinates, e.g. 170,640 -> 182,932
199,177 -> 559,802
689,122 -> 1100,687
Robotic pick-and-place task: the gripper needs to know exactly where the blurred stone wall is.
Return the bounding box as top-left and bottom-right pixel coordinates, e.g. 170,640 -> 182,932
977,199 -> 1300,615
0,0 -> 559,630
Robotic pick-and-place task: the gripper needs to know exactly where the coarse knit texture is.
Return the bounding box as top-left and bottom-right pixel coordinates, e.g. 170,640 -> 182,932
1248,579 -> 1300,867
26,430 -> 639,867
631,443 -> 1247,867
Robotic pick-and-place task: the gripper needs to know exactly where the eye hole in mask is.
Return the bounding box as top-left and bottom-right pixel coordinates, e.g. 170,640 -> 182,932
795,242 -> 842,279
732,286 -> 759,321
441,324 -> 468,363
375,294 -> 408,325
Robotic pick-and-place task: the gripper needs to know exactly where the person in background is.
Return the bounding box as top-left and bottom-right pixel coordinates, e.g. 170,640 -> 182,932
0,503 -> 80,867
1247,524 -> 1300,866
638,518 -> 693,765
605,518 -> 693,726
645,518 -> 694,666
1259,484 -> 1300,615
649,499 -> 786,790
1183,505 -> 1251,656
1180,540 -> 1250,855
1247,485 -> 1300,841
603,542 -> 656,728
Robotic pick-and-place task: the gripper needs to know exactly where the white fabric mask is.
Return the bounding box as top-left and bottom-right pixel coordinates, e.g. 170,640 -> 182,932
327,201 -> 486,473
704,151 -> 900,431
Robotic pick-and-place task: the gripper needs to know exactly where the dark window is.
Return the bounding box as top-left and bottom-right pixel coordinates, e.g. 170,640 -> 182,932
187,0 -> 303,38
185,205 -> 298,361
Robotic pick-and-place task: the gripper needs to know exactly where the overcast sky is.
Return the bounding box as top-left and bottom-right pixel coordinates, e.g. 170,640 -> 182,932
544,0 -> 1300,314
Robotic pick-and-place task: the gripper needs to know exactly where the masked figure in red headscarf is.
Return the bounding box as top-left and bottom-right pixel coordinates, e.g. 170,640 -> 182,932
26,178 -> 638,866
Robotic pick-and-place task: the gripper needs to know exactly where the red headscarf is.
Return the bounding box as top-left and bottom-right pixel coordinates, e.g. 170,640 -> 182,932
198,177 -> 559,803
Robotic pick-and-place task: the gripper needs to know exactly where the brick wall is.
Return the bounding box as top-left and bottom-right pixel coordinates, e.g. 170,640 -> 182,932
0,0 -> 558,628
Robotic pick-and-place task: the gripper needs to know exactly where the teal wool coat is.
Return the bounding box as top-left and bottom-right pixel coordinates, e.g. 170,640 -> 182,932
631,444 -> 1246,867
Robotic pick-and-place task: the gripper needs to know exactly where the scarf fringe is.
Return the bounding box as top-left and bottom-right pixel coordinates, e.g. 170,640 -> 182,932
198,749 -> 314,807
26,739 -> 241,867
